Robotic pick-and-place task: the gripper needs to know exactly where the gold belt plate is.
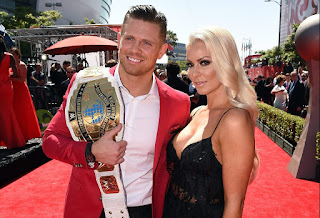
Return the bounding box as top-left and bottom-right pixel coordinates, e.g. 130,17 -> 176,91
67,76 -> 121,142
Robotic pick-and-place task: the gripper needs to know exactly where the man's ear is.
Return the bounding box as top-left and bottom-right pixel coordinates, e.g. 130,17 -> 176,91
158,43 -> 168,59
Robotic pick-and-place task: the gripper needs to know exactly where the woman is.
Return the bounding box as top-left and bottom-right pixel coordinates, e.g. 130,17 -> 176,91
164,26 -> 259,217
271,75 -> 288,111
10,47 -> 41,140
0,37 -> 25,148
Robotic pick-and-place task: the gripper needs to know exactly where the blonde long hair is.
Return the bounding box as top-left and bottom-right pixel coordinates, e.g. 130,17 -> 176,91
188,26 -> 259,182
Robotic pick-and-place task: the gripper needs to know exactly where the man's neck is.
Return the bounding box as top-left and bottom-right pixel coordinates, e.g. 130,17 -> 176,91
119,71 -> 154,97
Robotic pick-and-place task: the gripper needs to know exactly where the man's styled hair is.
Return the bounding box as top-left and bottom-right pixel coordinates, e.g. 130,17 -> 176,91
121,5 -> 167,44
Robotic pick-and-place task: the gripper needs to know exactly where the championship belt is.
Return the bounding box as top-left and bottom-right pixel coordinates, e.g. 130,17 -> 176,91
65,66 -> 129,218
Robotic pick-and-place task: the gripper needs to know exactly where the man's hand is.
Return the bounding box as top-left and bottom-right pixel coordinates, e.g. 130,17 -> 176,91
91,124 -> 127,165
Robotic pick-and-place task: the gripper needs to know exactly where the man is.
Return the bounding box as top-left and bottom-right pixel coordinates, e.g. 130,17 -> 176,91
42,5 -> 190,218
49,62 -> 61,78
76,62 -> 84,72
30,63 -> 45,86
288,70 -> 305,116
51,60 -> 70,104
254,75 -> 265,101
162,61 -> 189,95
284,72 -> 291,91
29,63 -> 47,109
51,60 -> 70,85
300,72 -> 308,87
60,66 -> 76,97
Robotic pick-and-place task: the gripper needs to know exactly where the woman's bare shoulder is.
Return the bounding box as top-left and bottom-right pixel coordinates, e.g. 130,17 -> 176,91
220,108 -> 252,131
19,61 -> 27,67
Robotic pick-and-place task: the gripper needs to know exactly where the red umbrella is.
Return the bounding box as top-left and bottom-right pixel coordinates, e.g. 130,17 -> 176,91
43,35 -> 118,55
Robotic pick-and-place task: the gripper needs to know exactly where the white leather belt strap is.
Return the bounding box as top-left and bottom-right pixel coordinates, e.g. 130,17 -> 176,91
95,164 -> 129,218
65,67 -> 129,218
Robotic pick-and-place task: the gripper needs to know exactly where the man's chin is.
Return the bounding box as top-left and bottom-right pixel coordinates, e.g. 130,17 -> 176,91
121,65 -> 146,76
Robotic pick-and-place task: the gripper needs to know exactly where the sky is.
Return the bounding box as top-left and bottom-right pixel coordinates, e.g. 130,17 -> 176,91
108,0 -> 281,59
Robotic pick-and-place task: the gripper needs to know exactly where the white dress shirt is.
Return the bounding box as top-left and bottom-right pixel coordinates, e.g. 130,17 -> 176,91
114,66 -> 160,207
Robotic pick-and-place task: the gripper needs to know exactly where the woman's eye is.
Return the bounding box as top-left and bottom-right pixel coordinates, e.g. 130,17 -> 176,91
200,60 -> 211,66
186,62 -> 193,68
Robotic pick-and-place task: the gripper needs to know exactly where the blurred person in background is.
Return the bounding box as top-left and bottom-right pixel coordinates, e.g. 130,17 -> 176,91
284,73 -> 291,91
159,71 -> 167,81
30,63 -> 45,86
263,76 -> 274,105
288,70 -> 305,116
271,75 -> 288,111
0,36 -> 25,149
10,47 -> 41,141
163,61 -> 189,95
76,62 -> 84,72
60,66 -> 76,97
254,75 -> 265,101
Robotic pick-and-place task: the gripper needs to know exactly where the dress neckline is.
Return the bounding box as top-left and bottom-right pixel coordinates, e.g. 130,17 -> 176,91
171,107 -> 238,162
173,136 -> 215,161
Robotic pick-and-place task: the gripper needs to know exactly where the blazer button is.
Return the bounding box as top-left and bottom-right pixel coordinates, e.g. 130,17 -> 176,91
100,196 -> 102,201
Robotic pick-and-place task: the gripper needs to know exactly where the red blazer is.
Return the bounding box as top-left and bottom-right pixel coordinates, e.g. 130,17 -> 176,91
42,66 -> 190,218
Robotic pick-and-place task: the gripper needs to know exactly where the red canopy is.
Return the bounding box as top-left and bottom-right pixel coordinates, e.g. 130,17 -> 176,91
44,35 -> 118,55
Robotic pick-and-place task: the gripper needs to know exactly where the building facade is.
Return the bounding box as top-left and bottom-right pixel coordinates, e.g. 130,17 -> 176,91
0,0 -> 37,15
0,0 -> 112,24
169,42 -> 186,62
280,0 -> 319,46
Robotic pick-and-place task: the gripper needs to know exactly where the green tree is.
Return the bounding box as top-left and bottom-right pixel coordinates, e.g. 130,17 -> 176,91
1,7 -> 61,57
176,60 -> 187,71
84,18 -> 96,24
256,23 -> 304,69
166,30 -> 178,47
0,11 -> 9,26
0,7 -> 37,29
260,46 -> 279,65
0,7 -> 61,29
33,10 -> 62,27
281,23 -> 305,68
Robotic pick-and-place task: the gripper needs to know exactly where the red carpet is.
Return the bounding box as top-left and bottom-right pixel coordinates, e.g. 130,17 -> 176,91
0,160 -> 71,218
243,128 -> 319,217
0,127 -> 319,217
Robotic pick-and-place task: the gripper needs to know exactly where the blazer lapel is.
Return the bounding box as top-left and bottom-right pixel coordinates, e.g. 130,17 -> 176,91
153,78 -> 170,173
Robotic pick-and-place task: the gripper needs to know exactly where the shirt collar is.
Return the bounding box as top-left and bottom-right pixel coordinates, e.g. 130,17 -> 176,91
113,64 -> 158,98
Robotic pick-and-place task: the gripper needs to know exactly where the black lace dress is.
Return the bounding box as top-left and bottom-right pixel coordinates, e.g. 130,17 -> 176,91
163,109 -> 235,218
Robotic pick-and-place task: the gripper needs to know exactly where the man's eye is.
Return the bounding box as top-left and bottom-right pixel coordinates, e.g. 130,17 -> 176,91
200,60 -> 211,66
144,41 -> 151,45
